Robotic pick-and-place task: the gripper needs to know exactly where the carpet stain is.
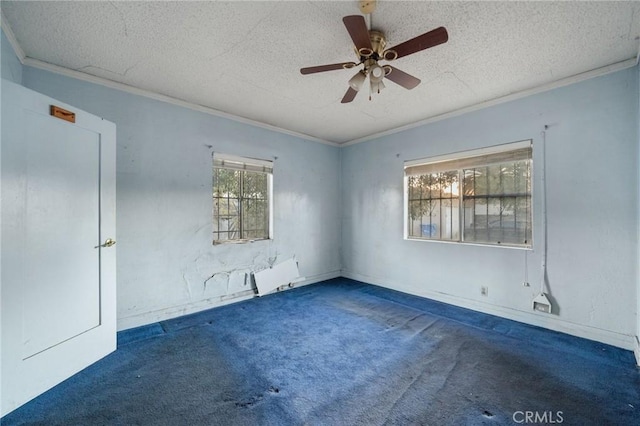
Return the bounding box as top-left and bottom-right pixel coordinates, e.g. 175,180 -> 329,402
236,386 -> 280,408
235,395 -> 263,409
268,386 -> 280,394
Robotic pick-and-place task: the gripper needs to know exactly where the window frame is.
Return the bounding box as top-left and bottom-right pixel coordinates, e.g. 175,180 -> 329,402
403,140 -> 533,249
212,153 -> 273,245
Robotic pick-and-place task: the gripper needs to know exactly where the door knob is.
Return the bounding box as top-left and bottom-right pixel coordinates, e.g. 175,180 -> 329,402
95,238 -> 116,249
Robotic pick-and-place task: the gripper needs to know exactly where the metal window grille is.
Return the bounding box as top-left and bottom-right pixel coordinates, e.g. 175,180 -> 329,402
405,141 -> 532,248
462,160 -> 532,246
407,171 -> 460,240
213,154 -> 272,244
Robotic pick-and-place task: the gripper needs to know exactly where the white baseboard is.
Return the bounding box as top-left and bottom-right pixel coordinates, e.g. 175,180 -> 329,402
342,271 -> 636,351
117,270 -> 340,331
634,336 -> 640,366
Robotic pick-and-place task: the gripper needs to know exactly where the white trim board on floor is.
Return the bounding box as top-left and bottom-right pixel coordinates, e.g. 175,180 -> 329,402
117,270 -> 340,331
342,271 -> 636,351
634,336 -> 640,366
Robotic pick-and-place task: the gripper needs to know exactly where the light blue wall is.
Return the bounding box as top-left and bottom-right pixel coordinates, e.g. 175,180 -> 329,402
1,29 -> 24,307
342,67 -> 639,349
637,65 -> 640,359
1,29 -> 22,84
22,67 -> 342,329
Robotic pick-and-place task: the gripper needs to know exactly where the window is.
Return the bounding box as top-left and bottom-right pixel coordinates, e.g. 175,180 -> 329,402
404,140 -> 532,248
213,153 -> 273,244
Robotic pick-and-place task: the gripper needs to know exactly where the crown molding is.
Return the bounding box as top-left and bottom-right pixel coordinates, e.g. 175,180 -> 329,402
22,58 -> 338,147
342,57 -> 638,147
1,10 -> 25,63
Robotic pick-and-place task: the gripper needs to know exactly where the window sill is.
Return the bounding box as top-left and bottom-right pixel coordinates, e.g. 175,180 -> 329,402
213,238 -> 271,246
405,237 -> 532,250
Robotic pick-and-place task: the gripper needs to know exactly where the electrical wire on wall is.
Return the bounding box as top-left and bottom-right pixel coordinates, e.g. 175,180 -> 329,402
532,125 -> 553,313
523,248 -> 529,287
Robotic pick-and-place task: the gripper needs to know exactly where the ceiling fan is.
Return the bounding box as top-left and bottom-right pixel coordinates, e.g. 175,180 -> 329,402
300,6 -> 448,103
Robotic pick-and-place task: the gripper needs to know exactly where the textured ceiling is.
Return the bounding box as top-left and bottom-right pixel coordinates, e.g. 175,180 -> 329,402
2,1 -> 639,144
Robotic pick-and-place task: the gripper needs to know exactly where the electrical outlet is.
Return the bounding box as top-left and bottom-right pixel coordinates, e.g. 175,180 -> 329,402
481,286 -> 488,296
522,282 -> 530,287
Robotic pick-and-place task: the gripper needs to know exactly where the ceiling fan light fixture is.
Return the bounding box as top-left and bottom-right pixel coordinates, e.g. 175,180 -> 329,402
369,64 -> 385,83
348,71 -> 366,92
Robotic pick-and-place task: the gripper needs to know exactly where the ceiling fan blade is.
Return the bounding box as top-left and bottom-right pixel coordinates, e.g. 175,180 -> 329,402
300,62 -> 356,75
387,27 -> 448,59
341,87 -> 358,103
343,15 -> 373,54
385,66 -> 421,90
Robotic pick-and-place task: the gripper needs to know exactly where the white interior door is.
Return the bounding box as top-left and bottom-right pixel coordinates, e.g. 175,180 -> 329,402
1,79 -> 116,416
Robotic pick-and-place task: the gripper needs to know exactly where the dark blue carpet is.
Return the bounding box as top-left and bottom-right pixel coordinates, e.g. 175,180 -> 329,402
3,278 -> 639,425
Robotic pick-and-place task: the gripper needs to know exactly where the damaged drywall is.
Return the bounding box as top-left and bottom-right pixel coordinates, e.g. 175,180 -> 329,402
180,238 -> 283,300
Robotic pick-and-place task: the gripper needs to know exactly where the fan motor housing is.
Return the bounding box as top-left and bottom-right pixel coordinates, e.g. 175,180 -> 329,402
369,30 -> 386,56
355,30 -> 387,59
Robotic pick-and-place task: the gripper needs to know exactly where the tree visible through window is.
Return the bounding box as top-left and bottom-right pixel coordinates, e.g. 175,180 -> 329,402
213,154 -> 272,243
407,171 -> 460,240
405,141 -> 532,247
